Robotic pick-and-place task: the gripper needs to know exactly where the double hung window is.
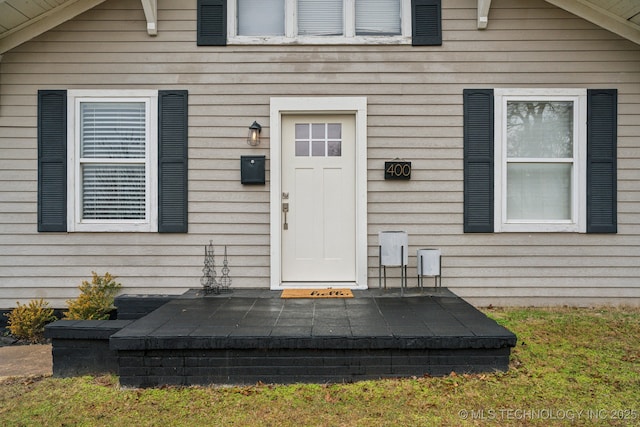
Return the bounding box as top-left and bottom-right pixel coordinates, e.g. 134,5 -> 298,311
494,89 -> 586,232
68,91 -> 158,232
38,89 -> 188,233
464,88 -> 616,234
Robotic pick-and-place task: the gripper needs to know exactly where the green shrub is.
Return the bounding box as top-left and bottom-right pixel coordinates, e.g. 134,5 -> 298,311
64,272 -> 122,320
4,298 -> 57,342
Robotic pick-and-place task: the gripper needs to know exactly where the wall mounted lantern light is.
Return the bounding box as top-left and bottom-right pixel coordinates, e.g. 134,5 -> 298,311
247,121 -> 262,146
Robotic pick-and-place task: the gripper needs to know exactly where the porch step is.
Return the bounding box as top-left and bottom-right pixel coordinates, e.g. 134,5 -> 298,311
110,289 -> 516,387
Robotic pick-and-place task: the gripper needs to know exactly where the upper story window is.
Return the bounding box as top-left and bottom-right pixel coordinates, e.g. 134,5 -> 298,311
229,0 -> 410,44
197,0 -> 440,46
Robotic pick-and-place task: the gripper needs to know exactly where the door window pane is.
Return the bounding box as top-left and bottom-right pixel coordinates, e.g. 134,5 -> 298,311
312,123 -> 325,139
295,122 -> 342,157
295,123 -> 309,139
356,0 -> 400,35
238,0 -> 285,35
312,140 -> 325,156
327,123 -> 341,139
327,140 -> 342,156
298,0 -> 343,36
295,140 -> 310,156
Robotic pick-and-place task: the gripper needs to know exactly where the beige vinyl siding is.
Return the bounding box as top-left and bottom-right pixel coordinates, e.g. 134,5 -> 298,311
0,0 -> 639,307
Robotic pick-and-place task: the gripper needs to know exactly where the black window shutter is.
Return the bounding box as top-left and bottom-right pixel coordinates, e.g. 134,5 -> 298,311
197,0 -> 226,46
412,0 -> 442,46
463,89 -> 494,233
37,90 -> 67,232
158,90 -> 189,233
587,89 -> 617,233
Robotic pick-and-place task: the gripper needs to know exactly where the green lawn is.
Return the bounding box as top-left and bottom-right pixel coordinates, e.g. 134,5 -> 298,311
1,307 -> 638,426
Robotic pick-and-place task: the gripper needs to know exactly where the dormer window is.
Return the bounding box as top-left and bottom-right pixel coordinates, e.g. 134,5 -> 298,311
197,0 -> 441,46
234,0 -> 404,42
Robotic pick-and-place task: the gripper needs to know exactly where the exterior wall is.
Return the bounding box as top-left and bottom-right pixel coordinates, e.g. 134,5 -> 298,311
0,0 -> 639,307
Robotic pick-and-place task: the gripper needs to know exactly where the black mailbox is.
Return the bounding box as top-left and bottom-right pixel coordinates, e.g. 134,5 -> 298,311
241,155 -> 266,185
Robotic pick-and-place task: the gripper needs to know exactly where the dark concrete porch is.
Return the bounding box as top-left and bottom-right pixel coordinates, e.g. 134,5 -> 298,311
110,289 -> 517,387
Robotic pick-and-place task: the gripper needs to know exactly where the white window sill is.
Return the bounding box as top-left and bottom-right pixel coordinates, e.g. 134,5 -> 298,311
69,222 -> 157,233
227,35 -> 411,45
496,221 -> 585,233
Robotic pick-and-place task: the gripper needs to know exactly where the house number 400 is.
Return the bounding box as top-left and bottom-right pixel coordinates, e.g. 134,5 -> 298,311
384,161 -> 411,180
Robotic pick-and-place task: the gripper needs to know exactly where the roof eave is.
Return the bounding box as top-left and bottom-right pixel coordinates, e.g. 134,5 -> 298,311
0,0 -> 158,55
545,0 -> 640,45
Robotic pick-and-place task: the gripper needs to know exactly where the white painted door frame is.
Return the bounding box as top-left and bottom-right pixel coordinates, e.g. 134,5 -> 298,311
270,97 -> 368,290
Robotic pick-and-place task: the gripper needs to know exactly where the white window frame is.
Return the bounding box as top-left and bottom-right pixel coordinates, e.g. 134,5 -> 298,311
67,90 -> 158,232
494,88 -> 587,233
228,0 -> 411,44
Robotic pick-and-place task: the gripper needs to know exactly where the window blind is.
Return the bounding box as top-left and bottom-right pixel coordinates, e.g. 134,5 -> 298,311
80,102 -> 146,158
298,0 -> 343,36
80,101 -> 147,221
82,165 -> 146,220
356,0 -> 400,35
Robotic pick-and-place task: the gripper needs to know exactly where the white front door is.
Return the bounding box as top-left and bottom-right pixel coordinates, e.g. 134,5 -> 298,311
280,115 -> 356,284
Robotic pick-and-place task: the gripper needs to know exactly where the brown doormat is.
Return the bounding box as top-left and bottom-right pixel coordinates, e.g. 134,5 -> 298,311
281,289 -> 354,299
